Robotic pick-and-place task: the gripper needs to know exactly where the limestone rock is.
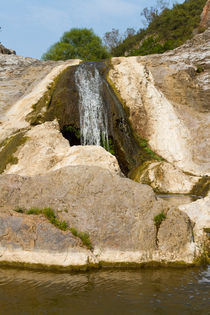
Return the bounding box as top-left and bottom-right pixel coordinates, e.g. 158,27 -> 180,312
109,29 -> 210,177
0,54 -> 80,142
0,166 -> 196,266
200,0 -> 210,28
132,161 -> 199,194
179,195 -> 210,257
0,43 -> 16,55
158,208 -> 195,262
0,211 -> 93,268
4,120 -> 121,176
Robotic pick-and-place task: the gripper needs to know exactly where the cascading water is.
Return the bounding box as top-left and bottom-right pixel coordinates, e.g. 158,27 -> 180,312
75,63 -> 109,148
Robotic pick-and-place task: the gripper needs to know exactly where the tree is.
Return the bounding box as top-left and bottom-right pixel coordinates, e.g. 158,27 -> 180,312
42,28 -> 109,61
103,28 -> 122,52
141,0 -> 170,26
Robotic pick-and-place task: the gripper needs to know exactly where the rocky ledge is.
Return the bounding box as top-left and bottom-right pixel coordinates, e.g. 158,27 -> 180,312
0,165 -> 209,270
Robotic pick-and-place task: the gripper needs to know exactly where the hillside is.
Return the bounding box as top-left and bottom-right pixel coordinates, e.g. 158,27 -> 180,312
112,0 -> 207,57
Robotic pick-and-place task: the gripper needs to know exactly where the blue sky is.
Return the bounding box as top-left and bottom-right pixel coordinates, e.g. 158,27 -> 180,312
0,0 -> 184,59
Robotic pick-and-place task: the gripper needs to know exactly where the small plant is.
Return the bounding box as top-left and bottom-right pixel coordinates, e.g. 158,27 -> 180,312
69,227 -> 78,237
77,232 -> 92,250
26,208 -> 42,215
154,212 -> 166,228
196,65 -> 204,73
14,206 -> 92,249
15,207 -> 25,213
70,227 -> 92,250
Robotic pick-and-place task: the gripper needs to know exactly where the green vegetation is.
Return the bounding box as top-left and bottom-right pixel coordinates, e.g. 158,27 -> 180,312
112,0 -> 206,57
154,212 -> 166,228
42,28 -> 110,61
69,228 -> 92,250
191,176 -> 210,197
196,65 -> 205,73
0,133 -> 28,174
14,207 -> 25,213
137,137 -> 163,162
101,134 -> 115,155
14,207 -> 92,249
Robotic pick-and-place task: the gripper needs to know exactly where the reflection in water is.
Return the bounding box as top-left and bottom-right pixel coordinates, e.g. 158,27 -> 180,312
0,266 -> 209,315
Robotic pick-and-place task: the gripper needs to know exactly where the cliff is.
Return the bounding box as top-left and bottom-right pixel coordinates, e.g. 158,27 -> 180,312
0,28 -> 209,269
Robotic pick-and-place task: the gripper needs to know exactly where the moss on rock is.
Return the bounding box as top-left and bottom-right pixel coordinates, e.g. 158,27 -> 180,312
191,176 -> 210,197
0,132 -> 28,174
26,65 -> 80,130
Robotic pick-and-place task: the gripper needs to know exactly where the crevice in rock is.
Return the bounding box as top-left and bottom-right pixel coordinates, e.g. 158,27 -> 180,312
154,212 -> 166,248
61,125 -> 81,146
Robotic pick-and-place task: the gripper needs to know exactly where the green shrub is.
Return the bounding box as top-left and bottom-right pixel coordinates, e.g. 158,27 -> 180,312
112,0 -> 206,57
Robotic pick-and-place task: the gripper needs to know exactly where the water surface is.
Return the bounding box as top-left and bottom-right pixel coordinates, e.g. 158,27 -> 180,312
0,266 -> 209,315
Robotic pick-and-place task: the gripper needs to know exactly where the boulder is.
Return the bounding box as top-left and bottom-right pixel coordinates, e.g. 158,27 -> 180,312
179,194 -> 210,259
131,161 -> 199,194
0,211 -> 92,268
4,121 -> 121,177
0,166 -> 196,267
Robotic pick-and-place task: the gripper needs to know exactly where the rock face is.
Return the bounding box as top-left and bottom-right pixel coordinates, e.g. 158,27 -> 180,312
179,194 -> 210,258
200,0 -> 210,28
131,161 -> 199,194
0,166 -> 197,267
0,54 -> 80,142
0,211 -> 91,267
4,120 -> 121,176
0,43 -> 16,55
109,29 -> 210,179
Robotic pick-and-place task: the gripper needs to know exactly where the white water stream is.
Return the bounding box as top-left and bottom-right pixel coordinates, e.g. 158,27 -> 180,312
75,63 -> 109,148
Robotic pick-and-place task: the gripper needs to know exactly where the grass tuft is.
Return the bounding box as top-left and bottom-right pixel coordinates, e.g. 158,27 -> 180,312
14,207 -> 92,249
154,212 -> 166,228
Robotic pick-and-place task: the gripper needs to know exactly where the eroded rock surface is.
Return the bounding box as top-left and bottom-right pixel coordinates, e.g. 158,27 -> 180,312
131,161 -> 199,194
4,121 -> 121,176
0,211 -> 93,267
0,166 -> 197,267
179,194 -> 210,257
109,29 -> 210,177
200,0 -> 210,28
0,54 -> 80,142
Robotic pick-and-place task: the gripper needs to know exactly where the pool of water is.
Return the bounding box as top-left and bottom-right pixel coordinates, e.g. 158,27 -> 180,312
0,266 -> 209,315
157,194 -> 202,207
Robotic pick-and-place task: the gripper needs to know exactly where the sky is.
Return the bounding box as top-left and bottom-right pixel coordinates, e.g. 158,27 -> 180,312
0,0 -> 184,59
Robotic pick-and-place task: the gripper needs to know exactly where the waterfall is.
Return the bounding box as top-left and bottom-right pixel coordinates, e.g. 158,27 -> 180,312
75,63 -> 109,148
